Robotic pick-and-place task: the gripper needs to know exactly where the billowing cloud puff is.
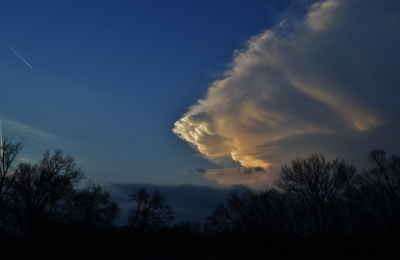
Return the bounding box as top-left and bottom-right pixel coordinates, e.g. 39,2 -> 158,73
173,0 -> 400,186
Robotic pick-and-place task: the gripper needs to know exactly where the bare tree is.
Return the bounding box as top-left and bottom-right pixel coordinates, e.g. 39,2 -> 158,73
9,149 -> 85,236
0,135 -> 24,207
367,150 -> 400,211
61,180 -> 119,230
274,154 -> 353,238
357,149 -> 400,236
176,219 -> 202,235
128,187 -> 175,230
205,151 -> 400,242
206,188 -> 293,236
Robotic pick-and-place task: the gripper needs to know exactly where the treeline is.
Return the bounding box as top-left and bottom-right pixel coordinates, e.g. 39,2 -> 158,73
0,136 -> 119,242
206,152 -> 400,240
1,135 -> 400,258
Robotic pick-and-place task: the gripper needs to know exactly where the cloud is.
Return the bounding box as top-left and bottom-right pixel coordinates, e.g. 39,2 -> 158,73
192,153 -> 241,168
202,168 -> 273,188
3,119 -> 61,143
183,167 -> 207,174
240,166 -> 267,175
306,0 -> 343,32
180,166 -> 270,188
173,0 -> 400,186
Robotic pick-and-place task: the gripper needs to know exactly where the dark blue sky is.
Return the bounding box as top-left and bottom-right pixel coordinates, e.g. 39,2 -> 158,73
1,0 -> 399,194
0,0 -> 290,185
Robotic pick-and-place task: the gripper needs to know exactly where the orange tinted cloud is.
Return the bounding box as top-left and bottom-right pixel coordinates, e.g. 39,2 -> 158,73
174,0 -> 399,186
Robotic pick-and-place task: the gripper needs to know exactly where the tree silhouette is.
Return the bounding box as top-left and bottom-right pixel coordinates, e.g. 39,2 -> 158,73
205,188 -> 293,237
128,187 -> 174,231
176,219 -> 202,235
9,149 -> 84,237
0,135 -> 24,208
274,154 -> 354,238
357,149 -> 400,237
61,180 -> 119,230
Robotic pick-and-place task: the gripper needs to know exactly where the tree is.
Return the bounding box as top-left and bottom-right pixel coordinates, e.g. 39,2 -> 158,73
176,219 -> 202,235
61,180 -> 119,230
206,188 -> 293,236
274,154 -> 354,238
9,149 -> 85,237
366,150 -> 400,210
0,135 -> 24,208
128,187 -> 174,230
205,151 -> 400,242
357,149 -> 400,236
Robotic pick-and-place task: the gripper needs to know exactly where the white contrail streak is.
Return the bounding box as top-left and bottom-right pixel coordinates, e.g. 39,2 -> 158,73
5,44 -> 33,69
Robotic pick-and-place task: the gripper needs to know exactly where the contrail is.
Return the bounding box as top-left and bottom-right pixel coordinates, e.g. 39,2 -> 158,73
5,43 -> 33,69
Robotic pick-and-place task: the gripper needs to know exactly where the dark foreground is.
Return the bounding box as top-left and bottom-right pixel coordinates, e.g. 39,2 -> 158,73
1,234 -> 400,259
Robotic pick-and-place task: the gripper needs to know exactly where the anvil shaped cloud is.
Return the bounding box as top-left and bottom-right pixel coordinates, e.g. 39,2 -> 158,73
174,0 -> 400,183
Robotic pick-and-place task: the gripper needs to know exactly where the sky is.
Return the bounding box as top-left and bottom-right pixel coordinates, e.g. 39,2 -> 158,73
1,0 -> 400,222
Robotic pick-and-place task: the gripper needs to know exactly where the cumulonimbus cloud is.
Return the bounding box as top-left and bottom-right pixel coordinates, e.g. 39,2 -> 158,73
173,0 -> 400,185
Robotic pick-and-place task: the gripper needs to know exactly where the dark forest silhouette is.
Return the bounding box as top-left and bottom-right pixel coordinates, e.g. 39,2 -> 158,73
0,134 -> 399,259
